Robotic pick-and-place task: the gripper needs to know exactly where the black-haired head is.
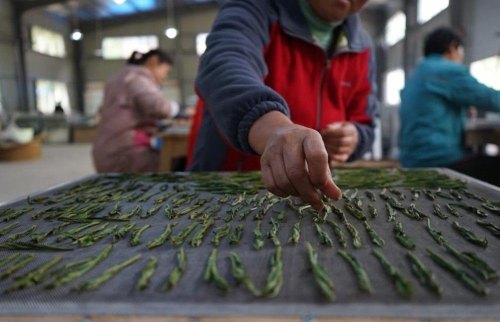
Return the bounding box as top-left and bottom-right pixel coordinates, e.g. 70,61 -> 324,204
127,49 -> 174,66
424,27 -> 464,57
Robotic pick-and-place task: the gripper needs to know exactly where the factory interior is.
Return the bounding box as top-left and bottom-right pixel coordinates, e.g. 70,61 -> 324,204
0,0 -> 499,321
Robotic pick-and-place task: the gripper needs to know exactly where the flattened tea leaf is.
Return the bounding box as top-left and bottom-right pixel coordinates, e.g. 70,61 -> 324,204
427,249 -> 488,296
372,249 -> 412,299
338,250 -> 372,294
406,252 -> 442,296
306,242 -> 335,301
75,254 -> 142,292
452,221 -> 488,248
163,248 -> 187,291
204,248 -> 229,293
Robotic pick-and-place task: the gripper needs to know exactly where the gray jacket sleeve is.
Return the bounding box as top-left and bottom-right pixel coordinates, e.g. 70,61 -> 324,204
195,0 -> 289,154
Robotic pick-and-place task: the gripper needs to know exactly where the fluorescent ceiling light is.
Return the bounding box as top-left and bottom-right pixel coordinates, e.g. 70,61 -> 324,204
165,27 -> 178,39
70,29 -> 83,41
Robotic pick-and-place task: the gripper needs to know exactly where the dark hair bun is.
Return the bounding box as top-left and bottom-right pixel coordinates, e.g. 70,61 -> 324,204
127,49 -> 173,66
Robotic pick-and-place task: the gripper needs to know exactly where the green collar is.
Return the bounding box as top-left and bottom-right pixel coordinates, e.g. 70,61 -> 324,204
298,0 -> 342,50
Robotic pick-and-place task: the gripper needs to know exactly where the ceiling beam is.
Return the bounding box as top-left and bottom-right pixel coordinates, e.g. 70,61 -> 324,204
12,0 -> 218,27
11,0 -> 67,13
79,1 -> 217,32
95,0 -> 117,18
127,0 -> 140,12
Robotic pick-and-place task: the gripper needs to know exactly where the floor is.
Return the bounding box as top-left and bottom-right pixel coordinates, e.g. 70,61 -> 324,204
0,144 -> 95,204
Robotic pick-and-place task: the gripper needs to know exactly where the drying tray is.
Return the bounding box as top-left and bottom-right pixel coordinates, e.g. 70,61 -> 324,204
0,169 -> 499,319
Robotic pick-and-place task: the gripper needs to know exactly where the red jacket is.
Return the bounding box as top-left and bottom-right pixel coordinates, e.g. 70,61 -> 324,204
188,0 -> 377,171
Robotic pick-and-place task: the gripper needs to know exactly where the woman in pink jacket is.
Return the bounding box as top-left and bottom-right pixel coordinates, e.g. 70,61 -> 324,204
93,49 -> 177,173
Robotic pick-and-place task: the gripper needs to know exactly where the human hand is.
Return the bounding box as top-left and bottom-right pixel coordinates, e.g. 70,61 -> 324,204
321,122 -> 359,163
249,112 -> 342,210
468,107 -> 478,119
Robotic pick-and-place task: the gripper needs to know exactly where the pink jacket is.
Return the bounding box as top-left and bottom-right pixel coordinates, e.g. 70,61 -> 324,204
93,65 -> 172,172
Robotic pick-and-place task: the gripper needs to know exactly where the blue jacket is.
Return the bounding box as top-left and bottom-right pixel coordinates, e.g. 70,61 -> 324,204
188,0 -> 377,171
399,55 -> 500,167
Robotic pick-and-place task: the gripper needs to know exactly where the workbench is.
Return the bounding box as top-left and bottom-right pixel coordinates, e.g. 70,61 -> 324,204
466,118 -> 500,148
157,123 -> 190,172
0,169 -> 498,321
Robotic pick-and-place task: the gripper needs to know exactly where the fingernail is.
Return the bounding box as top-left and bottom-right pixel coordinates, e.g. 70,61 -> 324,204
313,202 -> 324,211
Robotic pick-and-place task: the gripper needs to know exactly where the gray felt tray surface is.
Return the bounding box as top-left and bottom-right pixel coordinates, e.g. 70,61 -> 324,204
0,169 -> 498,318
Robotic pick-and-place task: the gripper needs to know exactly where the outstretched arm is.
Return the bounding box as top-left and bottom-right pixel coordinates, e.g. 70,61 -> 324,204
197,0 -> 341,209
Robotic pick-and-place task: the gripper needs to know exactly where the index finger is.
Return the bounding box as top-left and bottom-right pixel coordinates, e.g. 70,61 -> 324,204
303,133 -> 342,201
282,139 -> 325,210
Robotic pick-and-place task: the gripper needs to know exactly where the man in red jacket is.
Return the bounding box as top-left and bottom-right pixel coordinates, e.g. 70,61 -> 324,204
188,0 -> 375,209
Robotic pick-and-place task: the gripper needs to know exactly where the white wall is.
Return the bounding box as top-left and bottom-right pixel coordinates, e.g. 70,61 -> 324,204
385,9 -> 450,73
378,0 -> 500,158
23,10 -> 76,113
468,0 -> 500,62
383,0 -> 500,73
82,7 -> 218,114
0,0 -> 18,112
177,9 -> 218,102
379,2 -> 450,158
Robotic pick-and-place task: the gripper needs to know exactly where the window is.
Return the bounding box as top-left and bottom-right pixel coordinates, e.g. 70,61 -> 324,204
36,80 -> 70,115
470,56 -> 500,91
385,11 -> 406,46
102,35 -> 159,60
196,33 -> 209,56
31,26 -> 66,58
417,0 -> 449,24
384,68 -> 405,106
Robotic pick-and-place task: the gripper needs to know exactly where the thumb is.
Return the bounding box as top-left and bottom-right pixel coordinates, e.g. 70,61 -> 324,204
327,122 -> 343,130
321,176 -> 342,201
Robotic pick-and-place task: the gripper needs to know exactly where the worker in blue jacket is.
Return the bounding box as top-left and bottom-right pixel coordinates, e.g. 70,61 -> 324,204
399,27 -> 500,181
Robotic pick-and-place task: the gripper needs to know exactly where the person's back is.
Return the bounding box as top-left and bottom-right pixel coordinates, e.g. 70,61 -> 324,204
399,27 -> 500,168
94,65 -> 152,171
93,49 -> 176,173
400,55 -> 469,167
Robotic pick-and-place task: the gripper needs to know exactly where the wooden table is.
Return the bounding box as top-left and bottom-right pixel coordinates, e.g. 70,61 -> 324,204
0,134 -> 45,162
157,124 -> 190,172
70,124 -> 98,143
465,119 -> 500,147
